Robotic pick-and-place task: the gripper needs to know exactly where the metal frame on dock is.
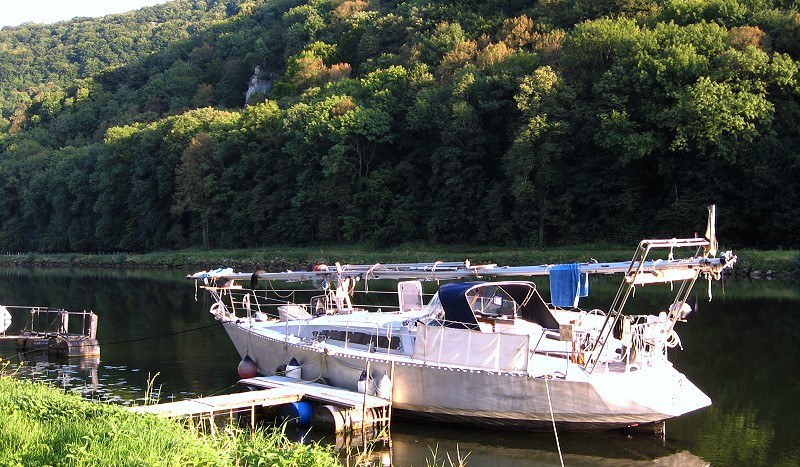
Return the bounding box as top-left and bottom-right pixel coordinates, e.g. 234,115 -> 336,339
0,306 -> 100,357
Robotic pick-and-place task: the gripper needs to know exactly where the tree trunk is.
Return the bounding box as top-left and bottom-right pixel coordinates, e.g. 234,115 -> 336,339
201,211 -> 209,248
538,191 -> 546,246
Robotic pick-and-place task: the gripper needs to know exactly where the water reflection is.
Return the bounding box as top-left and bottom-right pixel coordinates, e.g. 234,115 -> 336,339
303,423 -> 708,466
389,425 -> 709,466
1,267 -> 799,466
10,350 -> 99,390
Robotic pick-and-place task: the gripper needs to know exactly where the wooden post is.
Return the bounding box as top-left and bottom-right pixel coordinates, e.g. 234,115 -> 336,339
88,312 -> 98,340
387,361 -> 395,431
59,310 -> 69,334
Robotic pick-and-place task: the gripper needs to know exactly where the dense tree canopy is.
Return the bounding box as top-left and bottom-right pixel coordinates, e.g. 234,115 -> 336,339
1,0 -> 799,252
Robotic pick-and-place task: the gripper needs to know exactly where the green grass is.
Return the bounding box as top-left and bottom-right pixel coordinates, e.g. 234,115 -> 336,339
0,376 -> 337,467
732,248 -> 800,273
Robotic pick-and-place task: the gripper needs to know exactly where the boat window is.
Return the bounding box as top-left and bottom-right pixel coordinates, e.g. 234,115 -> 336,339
423,293 -> 445,321
466,285 -> 518,318
315,330 -> 401,350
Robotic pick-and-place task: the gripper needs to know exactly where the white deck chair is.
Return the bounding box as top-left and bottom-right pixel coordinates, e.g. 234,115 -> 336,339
398,280 -> 423,312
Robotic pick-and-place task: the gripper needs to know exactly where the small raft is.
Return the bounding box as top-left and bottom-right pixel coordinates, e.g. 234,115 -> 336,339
0,307 -> 100,358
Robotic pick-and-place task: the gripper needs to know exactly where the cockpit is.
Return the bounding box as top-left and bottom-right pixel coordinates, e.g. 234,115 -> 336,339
423,281 -> 559,331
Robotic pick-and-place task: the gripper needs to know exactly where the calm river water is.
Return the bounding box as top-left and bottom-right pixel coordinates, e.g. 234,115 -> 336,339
1,267 -> 798,466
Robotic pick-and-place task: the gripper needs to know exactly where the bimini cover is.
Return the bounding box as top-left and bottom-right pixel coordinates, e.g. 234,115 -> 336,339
499,283 -> 560,330
438,282 -> 560,330
438,282 -> 480,329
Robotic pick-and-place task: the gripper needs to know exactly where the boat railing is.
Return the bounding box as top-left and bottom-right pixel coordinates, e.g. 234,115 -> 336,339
205,285 -> 322,320
204,283 -> 422,320
515,309 -> 682,376
626,314 -> 679,362
418,316 -> 588,369
332,320 -> 404,354
582,226 -> 735,374
415,317 -> 609,376
526,324 -> 595,378
205,286 -> 286,321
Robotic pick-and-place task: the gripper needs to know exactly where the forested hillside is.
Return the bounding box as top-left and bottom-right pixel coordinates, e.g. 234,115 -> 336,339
1,0 -> 799,252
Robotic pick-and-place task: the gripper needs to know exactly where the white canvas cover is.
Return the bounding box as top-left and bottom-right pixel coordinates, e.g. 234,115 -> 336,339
413,323 -> 530,371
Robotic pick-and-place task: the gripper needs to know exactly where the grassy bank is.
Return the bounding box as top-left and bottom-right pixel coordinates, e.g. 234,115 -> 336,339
730,248 -> 800,275
0,244 -> 797,276
0,376 -> 337,466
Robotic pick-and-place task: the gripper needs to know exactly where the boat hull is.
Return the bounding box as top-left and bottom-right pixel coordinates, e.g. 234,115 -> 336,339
222,321 -> 710,430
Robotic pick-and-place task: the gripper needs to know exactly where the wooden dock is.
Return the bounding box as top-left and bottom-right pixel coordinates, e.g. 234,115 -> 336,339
129,386 -> 304,417
129,375 -> 391,432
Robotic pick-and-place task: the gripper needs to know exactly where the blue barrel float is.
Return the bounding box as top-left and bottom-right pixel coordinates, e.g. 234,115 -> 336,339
281,401 -> 313,425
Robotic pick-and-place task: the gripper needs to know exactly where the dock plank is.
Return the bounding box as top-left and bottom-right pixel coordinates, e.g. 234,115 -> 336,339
239,376 -> 390,410
130,387 -> 303,417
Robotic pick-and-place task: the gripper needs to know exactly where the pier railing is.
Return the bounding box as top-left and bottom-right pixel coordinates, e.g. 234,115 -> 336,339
1,306 -> 98,340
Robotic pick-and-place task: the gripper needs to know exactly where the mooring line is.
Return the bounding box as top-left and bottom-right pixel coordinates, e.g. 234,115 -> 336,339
99,321 -> 225,346
544,374 -> 565,467
0,321 -> 225,361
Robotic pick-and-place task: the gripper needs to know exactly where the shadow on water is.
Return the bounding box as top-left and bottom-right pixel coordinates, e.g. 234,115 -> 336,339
1,267 -> 799,465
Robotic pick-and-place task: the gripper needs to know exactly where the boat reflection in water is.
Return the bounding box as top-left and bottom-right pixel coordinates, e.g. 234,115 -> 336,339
299,422 -> 708,466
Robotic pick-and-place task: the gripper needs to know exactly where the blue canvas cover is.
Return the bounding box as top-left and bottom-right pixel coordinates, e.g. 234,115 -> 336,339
438,282 -> 480,330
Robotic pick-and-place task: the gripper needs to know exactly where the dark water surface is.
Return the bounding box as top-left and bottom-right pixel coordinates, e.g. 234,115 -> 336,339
1,267 -> 798,466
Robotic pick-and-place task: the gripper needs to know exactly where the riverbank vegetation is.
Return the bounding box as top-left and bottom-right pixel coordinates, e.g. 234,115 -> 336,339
0,245 -> 797,276
2,0 -> 800,253
0,376 -> 337,466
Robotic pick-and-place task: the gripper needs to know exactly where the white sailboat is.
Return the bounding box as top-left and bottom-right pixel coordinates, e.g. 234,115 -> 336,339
188,206 -> 735,429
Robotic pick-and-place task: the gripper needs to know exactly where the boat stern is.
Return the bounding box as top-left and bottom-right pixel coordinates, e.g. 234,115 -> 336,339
592,365 -> 711,424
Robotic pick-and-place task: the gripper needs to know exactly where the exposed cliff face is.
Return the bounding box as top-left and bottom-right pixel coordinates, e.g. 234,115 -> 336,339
245,66 -> 272,104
